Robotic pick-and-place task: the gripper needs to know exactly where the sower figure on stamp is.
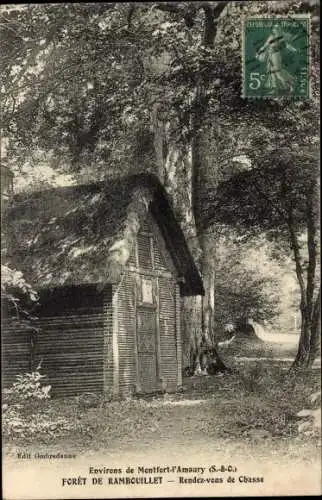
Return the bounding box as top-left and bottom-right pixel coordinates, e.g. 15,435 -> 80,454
256,24 -> 297,93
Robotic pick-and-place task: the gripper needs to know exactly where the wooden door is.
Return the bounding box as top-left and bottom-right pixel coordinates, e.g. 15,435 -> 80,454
136,306 -> 158,393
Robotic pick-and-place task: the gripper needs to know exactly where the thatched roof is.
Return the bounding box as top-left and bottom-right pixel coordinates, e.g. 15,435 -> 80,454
4,173 -> 203,296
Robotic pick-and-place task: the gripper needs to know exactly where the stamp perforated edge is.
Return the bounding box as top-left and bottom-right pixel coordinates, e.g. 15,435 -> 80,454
241,13 -> 311,100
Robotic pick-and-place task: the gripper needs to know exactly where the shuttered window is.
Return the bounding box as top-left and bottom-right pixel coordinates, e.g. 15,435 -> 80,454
138,233 -> 153,269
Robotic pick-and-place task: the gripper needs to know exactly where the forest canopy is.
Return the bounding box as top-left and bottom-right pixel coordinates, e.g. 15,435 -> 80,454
1,1 -> 320,370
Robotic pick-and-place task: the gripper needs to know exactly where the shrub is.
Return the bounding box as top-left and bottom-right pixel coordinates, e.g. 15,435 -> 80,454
297,391 -> 322,437
2,404 -> 81,440
237,361 -> 267,393
3,371 -> 51,405
2,370 -> 62,441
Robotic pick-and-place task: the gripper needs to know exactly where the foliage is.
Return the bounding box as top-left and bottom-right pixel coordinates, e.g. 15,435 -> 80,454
3,363 -> 320,452
1,1 -> 319,246
296,391 -> 321,436
0,2 -> 320,369
1,371 -> 97,441
2,405 -> 81,440
212,145 -> 320,366
2,370 -> 55,440
209,363 -> 321,440
3,371 -> 51,405
1,265 -> 39,303
211,147 -> 320,236
0,2 -> 319,180
214,233 -> 283,331
1,265 -> 39,328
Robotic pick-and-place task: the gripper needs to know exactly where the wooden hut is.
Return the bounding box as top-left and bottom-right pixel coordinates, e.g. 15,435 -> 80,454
2,173 -> 203,397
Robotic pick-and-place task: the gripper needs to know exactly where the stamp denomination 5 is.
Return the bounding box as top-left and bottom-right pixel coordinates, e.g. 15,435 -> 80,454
242,15 -> 310,99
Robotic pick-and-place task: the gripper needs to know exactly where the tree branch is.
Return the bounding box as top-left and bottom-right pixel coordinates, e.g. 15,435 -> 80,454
153,1 -> 229,29
127,4 -> 136,28
287,208 -> 306,301
202,1 -> 229,46
153,2 -> 183,15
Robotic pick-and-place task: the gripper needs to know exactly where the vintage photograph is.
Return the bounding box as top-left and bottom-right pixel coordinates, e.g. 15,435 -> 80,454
1,1 -> 321,498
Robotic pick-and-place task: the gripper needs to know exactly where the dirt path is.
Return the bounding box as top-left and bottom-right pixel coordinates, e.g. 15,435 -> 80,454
5,386 -> 320,463
4,393 -> 321,498
3,342 -> 321,498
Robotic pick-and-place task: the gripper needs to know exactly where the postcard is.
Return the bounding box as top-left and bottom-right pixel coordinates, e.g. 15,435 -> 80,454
1,1 -> 320,498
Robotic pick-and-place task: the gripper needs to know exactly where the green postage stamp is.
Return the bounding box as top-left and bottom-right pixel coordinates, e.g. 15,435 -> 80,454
242,15 -> 310,98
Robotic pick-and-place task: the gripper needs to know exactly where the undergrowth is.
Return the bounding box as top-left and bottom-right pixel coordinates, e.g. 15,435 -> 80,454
2,363 -> 320,451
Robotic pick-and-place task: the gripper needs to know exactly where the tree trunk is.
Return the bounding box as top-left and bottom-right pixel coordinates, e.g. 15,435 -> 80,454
304,181 -> 318,341
290,179 -> 319,369
200,230 -> 215,345
182,294 -> 203,372
191,116 -> 230,372
289,226 -> 311,369
150,2 -> 230,376
293,301 -> 311,368
152,100 -> 205,374
308,288 -> 321,367
189,5 -> 230,373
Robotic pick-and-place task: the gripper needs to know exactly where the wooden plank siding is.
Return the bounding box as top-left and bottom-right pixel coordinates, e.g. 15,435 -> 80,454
159,276 -> 178,391
33,311 -> 105,397
116,211 -> 181,394
116,271 -> 137,396
151,213 -> 181,391
2,321 -> 33,387
33,286 -> 109,396
2,286 -> 110,397
175,284 -> 183,387
103,289 -> 114,395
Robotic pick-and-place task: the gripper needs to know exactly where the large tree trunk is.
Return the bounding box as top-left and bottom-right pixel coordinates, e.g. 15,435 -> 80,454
150,2 -> 230,376
188,33 -> 232,370
289,179 -> 319,369
190,115 -> 229,372
152,95 -> 229,375
152,100 -> 204,373
188,4 -> 230,374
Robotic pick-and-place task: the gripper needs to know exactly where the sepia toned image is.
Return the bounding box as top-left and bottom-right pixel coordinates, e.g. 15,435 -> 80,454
1,1 -> 321,499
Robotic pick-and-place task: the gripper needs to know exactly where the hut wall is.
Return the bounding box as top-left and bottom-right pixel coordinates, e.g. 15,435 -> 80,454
117,211 -> 181,395
114,272 -> 137,396
32,285 -> 109,397
103,289 -> 113,395
2,286 -> 115,397
2,315 -> 32,388
158,276 -> 179,391
175,284 -> 183,387
148,213 -> 181,391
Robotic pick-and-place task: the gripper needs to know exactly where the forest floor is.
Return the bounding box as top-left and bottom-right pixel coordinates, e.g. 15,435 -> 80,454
3,338 -> 321,497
